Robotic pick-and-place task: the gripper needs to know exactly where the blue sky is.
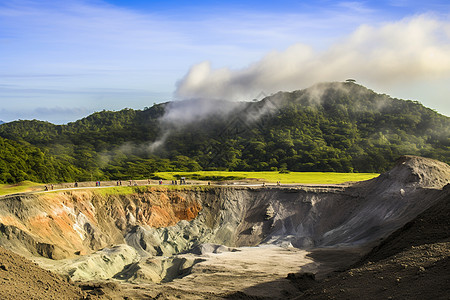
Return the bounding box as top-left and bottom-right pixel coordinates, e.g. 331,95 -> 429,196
0,0 -> 449,123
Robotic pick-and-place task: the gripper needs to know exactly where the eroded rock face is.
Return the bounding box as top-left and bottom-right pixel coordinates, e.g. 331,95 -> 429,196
0,156 -> 448,284
0,187 -> 203,259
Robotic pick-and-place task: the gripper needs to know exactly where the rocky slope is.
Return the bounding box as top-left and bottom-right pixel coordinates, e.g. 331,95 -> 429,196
0,246 -> 83,300
0,155 -> 448,298
290,183 -> 450,300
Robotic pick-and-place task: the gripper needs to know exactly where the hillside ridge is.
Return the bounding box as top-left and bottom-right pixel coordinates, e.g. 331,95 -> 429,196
0,82 -> 448,183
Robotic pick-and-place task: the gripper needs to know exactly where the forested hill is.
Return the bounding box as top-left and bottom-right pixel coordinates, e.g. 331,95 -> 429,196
0,81 -> 448,183
0,136 -> 80,183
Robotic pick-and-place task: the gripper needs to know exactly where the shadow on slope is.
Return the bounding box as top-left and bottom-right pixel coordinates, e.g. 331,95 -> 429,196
357,183 -> 450,264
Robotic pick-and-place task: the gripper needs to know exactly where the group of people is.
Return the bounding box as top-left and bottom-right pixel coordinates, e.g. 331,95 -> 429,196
47,178 -> 279,192
44,184 -> 54,191
171,178 -> 186,185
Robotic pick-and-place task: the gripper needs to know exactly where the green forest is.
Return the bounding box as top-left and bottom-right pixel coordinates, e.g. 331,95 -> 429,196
0,82 -> 448,183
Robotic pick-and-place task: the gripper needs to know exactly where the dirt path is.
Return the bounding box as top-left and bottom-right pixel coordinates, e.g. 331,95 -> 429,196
1,179 -> 351,200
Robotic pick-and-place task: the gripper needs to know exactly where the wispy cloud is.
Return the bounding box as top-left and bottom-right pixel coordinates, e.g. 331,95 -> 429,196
337,2 -> 376,14
0,0 -> 388,73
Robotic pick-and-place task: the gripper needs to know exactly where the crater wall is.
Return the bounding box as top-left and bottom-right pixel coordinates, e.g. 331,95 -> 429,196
0,156 -> 448,284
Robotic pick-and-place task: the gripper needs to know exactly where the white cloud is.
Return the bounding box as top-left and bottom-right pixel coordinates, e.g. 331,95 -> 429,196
175,15 -> 450,105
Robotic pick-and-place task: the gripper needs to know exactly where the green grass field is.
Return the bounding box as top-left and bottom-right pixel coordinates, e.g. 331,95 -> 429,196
154,171 -> 379,184
0,181 -> 43,196
94,185 -> 211,196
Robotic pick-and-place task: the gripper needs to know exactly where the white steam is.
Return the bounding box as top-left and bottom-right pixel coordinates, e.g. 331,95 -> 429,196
175,15 -> 450,101
160,98 -> 240,126
147,132 -> 170,153
145,99 -> 242,152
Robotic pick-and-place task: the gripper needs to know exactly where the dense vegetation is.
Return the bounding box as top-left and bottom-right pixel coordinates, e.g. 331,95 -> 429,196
0,136 -> 80,183
0,82 -> 448,183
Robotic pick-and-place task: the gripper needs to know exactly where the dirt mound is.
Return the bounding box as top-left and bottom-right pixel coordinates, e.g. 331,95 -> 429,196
0,246 -> 83,300
378,155 -> 450,188
291,185 -> 450,300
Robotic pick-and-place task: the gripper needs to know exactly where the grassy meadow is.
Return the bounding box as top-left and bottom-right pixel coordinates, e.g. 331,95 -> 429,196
154,171 -> 379,184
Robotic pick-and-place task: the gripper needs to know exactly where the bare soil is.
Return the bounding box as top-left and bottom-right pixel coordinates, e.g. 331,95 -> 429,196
0,247 -> 83,300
